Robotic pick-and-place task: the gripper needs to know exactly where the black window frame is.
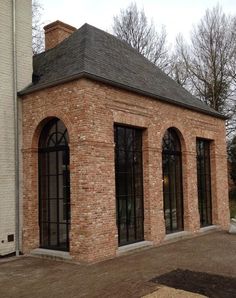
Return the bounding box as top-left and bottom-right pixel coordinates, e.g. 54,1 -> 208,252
196,138 -> 212,227
38,118 -> 70,251
114,124 -> 144,246
162,128 -> 184,234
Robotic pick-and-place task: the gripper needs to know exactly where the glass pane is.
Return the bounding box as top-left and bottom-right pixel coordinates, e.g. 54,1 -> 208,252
119,222 -> 127,246
126,128 -> 133,152
171,203 -> 177,231
58,199 -> 67,223
162,128 -> 183,234
136,216 -> 144,240
41,222 -> 48,247
57,132 -> 66,146
116,150 -> 126,173
126,150 -> 134,173
64,130 -> 69,143
59,224 -> 67,248
115,125 -> 144,246
58,151 -> 63,174
48,133 -> 57,147
134,130 -> 142,152
41,199 -> 48,222
39,153 -> 48,177
39,118 -> 70,251
116,173 -> 126,197
197,139 -> 212,227
116,126 -> 125,151
50,223 -> 57,246
118,197 -> 127,223
48,122 -> 56,138
58,175 -> 63,199
63,170 -> 70,198
127,173 -> 134,197
49,199 -> 57,222
49,176 -> 57,199
164,191 -> 171,232
40,175 -> 48,201
162,128 -> 181,152
57,120 -> 66,134
127,196 -> 134,236
135,196 -> 143,218
128,216 -> 135,242
49,152 -> 57,175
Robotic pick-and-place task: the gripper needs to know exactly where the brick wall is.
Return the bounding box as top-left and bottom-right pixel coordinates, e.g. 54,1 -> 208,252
0,0 -> 32,256
21,78 -> 230,262
44,21 -> 77,50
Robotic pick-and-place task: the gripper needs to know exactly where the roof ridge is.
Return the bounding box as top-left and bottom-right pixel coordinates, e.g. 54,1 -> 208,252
80,24 -> 88,71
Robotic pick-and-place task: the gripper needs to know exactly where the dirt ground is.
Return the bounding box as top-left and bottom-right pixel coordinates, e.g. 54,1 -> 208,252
0,231 -> 235,298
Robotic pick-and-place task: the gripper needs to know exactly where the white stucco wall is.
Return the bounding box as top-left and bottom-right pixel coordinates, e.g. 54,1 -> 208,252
0,0 -> 32,256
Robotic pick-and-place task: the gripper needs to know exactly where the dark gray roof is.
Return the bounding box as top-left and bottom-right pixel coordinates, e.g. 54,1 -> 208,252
19,23 -> 225,119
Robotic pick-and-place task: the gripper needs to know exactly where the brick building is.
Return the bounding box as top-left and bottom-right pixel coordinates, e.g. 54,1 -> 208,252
0,0 -> 32,256
19,21 -> 229,263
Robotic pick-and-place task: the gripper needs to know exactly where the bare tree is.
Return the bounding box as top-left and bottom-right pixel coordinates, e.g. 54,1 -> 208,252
168,35 -> 191,88
32,0 -> 44,54
171,6 -> 236,136
112,2 -> 169,70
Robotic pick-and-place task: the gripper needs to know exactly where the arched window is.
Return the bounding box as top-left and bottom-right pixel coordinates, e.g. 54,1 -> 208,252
162,128 -> 184,234
38,118 -> 70,251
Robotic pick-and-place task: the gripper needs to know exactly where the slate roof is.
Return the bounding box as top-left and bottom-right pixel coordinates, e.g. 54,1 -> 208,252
19,23 -> 225,119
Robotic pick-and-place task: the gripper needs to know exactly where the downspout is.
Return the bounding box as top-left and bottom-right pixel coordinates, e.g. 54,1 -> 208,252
12,0 -> 20,257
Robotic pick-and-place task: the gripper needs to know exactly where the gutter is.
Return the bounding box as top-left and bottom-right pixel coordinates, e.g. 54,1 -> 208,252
18,71 -> 227,120
12,0 -> 20,257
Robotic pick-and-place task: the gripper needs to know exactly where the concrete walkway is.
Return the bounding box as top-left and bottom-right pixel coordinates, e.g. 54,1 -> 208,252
0,231 -> 235,298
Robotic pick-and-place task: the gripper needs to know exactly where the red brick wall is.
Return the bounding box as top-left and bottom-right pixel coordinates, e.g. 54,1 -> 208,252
21,78 -> 230,262
44,21 -> 77,50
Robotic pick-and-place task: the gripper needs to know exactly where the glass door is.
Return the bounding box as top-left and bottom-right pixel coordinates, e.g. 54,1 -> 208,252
39,118 -> 70,251
114,125 -> 144,246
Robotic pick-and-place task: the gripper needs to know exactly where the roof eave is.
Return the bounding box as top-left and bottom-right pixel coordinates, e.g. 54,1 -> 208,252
18,72 -> 227,120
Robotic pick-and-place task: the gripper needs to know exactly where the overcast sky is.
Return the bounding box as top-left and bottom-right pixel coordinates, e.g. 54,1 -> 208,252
40,0 -> 235,44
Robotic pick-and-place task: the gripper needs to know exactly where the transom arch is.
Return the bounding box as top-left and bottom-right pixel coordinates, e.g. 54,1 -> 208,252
39,117 -> 69,149
159,125 -> 187,153
28,112 -> 73,152
162,127 -> 181,153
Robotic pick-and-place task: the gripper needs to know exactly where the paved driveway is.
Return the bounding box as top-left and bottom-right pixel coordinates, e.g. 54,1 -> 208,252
0,231 -> 235,298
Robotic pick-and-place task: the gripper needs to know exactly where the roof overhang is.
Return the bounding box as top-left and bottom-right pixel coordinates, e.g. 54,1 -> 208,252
18,71 -> 227,120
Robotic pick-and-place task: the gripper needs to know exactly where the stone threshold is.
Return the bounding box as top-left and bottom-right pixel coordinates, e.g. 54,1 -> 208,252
164,231 -> 192,242
199,225 -> 220,233
163,225 -> 220,244
30,248 -> 72,261
116,241 -> 153,256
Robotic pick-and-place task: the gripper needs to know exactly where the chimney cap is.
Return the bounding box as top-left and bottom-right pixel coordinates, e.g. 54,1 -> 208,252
44,20 -> 77,32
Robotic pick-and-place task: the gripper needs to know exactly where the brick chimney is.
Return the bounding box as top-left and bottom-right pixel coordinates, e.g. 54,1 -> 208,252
44,20 -> 77,50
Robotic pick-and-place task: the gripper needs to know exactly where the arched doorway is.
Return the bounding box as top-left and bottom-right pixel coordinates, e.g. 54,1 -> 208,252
38,118 -> 70,251
162,128 -> 184,234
